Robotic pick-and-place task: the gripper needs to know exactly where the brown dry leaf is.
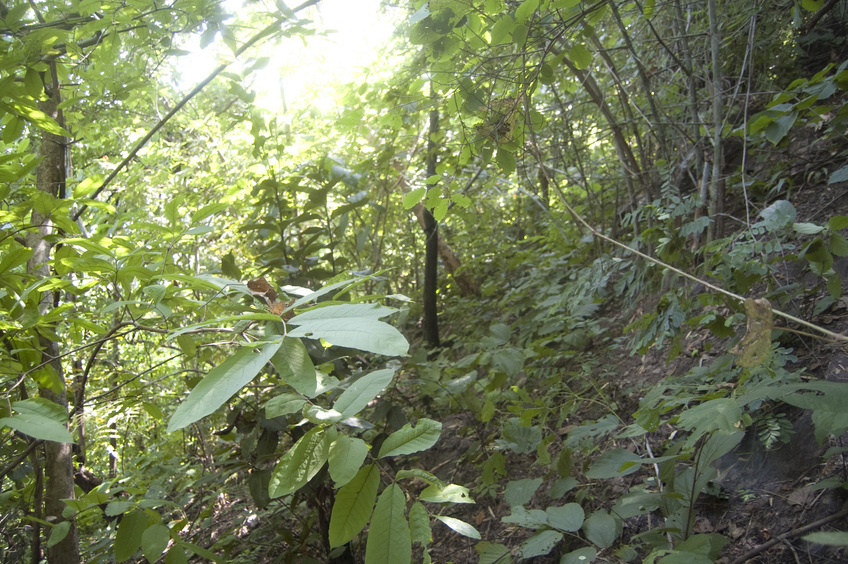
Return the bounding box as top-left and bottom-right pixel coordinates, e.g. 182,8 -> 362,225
730,298 -> 773,368
247,277 -> 278,303
269,301 -> 286,316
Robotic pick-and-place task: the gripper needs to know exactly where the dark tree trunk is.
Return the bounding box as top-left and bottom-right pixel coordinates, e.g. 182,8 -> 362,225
422,97 -> 440,348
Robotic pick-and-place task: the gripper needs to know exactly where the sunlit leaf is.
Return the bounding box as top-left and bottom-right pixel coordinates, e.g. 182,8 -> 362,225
329,463 -> 380,547
378,419 -> 442,457
167,341 -> 282,432
268,426 -> 330,498
434,515 -> 480,539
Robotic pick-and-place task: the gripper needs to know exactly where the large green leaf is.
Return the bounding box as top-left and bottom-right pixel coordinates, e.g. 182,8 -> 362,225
520,529 -> 562,558
114,510 -> 152,562
585,448 -> 643,479
328,435 -> 370,486
329,463 -> 381,547
141,524 -> 171,564
378,419 -> 442,457
408,501 -> 432,546
0,398 -> 73,443
365,484 -> 412,564
546,503 -> 585,532
271,338 -> 323,397
167,340 -> 282,432
334,368 -> 396,419
268,426 -> 330,498
288,317 -> 408,356
582,510 -> 618,548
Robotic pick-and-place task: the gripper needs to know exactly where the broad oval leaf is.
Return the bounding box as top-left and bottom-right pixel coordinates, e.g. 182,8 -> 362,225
268,426 -> 330,498
114,509 -> 152,562
582,511 -> 618,549
334,368 -> 395,419
141,524 -> 171,564
365,484 -> 412,564
378,419 -> 442,458
329,463 -> 381,547
265,393 -> 307,418
546,503 -> 585,532
287,318 -> 408,356
520,529 -> 562,558
328,436 -> 370,486
0,413 -> 73,443
167,341 -> 282,432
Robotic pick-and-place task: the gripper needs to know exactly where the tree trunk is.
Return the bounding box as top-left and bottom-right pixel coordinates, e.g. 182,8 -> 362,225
25,73 -> 81,564
422,97 -> 440,348
412,203 -> 480,298
707,0 -> 725,241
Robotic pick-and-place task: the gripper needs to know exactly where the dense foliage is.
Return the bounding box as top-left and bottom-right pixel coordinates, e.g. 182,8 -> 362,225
2,0 -> 848,562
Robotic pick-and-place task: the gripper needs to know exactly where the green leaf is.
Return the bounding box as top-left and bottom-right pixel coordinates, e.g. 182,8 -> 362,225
167,341 -> 282,432
365,484 -> 412,564
582,511 -> 618,548
334,368 -> 395,419
657,552 -> 714,564
403,187 -> 427,209
0,408 -> 73,443
520,529 -> 562,558
409,501 -> 432,547
476,541 -> 512,564
265,393 -> 307,418
828,164 -> 848,184
329,464 -> 381,547
450,193 -> 471,208
115,510 -> 152,562
801,0 -> 825,11
165,545 -> 188,564
434,515 -> 481,539
419,483 -> 474,504
760,199 -> 796,230
328,436 -> 370,486
288,305 -> 408,356
569,44 -> 593,70
268,426 -> 330,498
504,477 -> 543,507
46,521 -> 70,548
803,531 -> 848,545
515,0 -> 540,22
793,222 -> 825,234
677,398 -> 742,439
586,448 -> 642,480
561,547 -> 597,564
271,338 -> 322,398
432,199 -> 449,222
546,503 -> 585,532
490,15 -> 515,45
378,418 -> 442,457
496,148 -> 516,175
502,506 -> 548,528
764,111 -> 798,145
141,524 -> 170,564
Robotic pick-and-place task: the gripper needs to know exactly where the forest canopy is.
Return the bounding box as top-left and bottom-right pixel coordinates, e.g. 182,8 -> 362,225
2,0 -> 848,563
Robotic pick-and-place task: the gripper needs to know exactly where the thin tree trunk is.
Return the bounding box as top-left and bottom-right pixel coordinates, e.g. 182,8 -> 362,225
707,0 -> 725,241
25,72 -> 81,564
422,95 -> 440,348
412,203 -> 480,297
